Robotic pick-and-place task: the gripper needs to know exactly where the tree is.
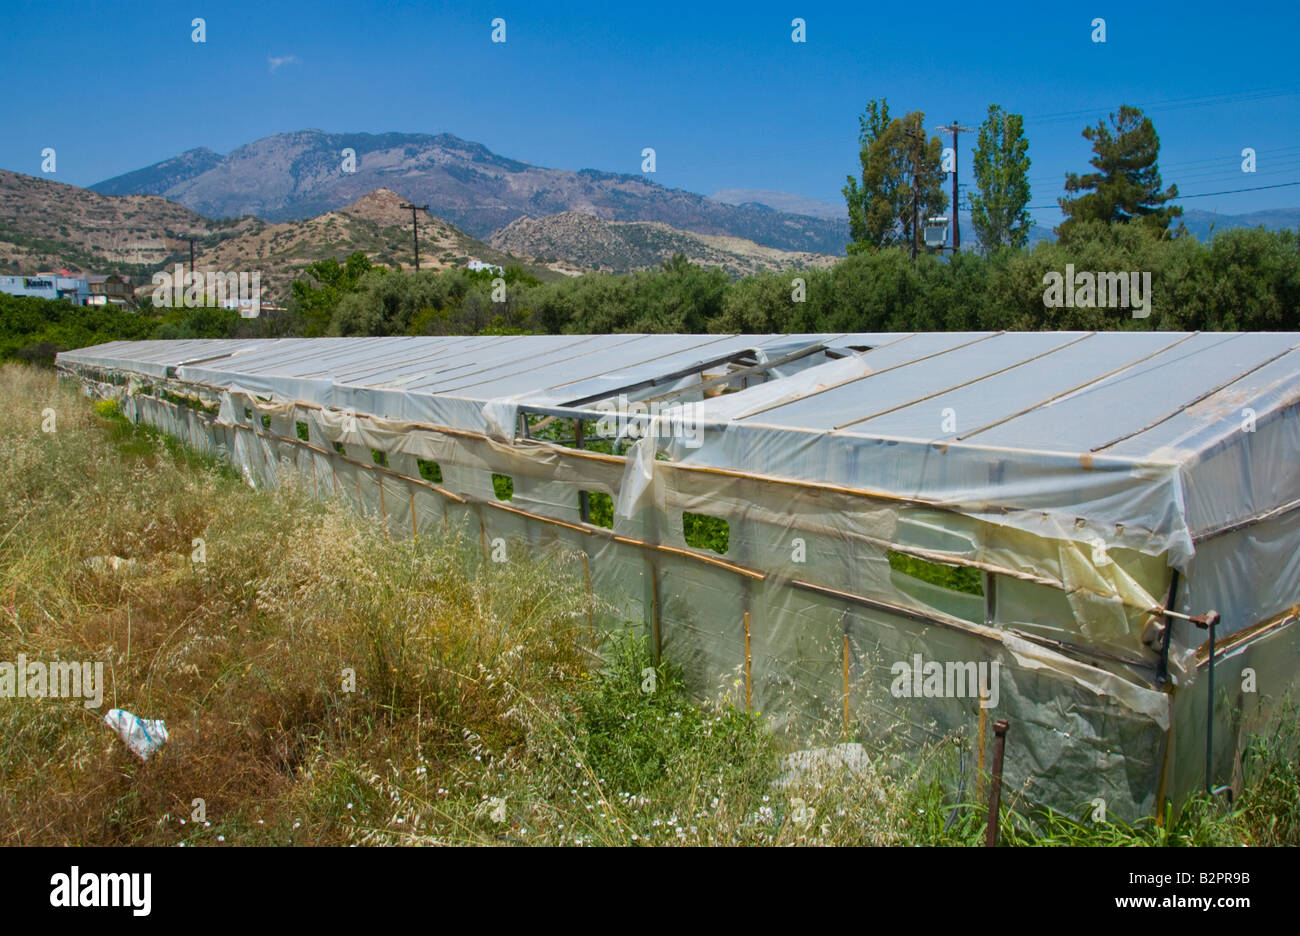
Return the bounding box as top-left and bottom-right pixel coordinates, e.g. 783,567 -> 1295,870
844,101 -> 947,254
969,104 -> 1032,249
289,251 -> 378,336
1058,105 -> 1181,239
843,98 -> 896,251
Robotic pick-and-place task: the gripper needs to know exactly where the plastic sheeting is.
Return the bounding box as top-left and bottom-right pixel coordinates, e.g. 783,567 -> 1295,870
57,332 -> 1300,821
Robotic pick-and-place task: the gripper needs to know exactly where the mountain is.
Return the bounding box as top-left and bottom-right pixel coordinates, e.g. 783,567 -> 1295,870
193,188 -> 560,296
1178,207 -> 1300,241
489,211 -> 837,276
0,171 -> 557,300
0,168 -> 254,277
710,188 -> 847,220
91,130 -> 851,255
91,147 -> 224,198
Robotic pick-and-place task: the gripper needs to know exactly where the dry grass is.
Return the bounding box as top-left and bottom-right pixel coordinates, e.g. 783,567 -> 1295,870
0,364 -> 589,844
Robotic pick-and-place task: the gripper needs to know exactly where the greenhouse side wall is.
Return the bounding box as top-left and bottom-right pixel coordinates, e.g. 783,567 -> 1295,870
64,367 -> 1300,824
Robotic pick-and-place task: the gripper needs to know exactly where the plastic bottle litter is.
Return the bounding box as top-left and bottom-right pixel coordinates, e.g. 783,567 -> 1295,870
104,709 -> 169,760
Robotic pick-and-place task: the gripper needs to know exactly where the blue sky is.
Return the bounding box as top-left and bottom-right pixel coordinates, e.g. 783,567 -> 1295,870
2,0 -> 1297,226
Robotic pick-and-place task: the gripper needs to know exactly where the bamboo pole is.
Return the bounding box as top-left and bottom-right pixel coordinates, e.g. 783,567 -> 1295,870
842,632 -> 851,736
650,568 -> 661,662
744,611 -> 752,713
977,691 -> 988,803
582,552 -> 596,649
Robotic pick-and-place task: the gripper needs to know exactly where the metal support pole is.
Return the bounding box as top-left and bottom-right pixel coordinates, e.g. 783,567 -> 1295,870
576,419 -> 589,523
985,718 -> 1009,847
1192,611 -> 1222,794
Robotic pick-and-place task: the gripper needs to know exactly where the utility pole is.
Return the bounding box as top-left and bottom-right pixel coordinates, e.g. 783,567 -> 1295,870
399,203 -> 430,271
935,121 -> 974,252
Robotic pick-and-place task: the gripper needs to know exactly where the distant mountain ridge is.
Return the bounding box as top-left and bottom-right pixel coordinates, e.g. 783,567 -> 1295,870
710,188 -> 847,220
91,147 -> 224,198
92,130 -> 852,256
1178,207 -> 1300,241
489,211 -> 837,276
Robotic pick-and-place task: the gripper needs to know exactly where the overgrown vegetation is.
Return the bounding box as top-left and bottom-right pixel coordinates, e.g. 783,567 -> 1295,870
887,550 -> 984,596
5,220 -> 1298,368
1,364 -> 1296,846
272,225 -> 1300,337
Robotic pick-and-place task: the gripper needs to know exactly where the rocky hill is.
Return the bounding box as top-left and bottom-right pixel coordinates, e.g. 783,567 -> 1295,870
490,211 -> 837,275
0,172 -> 556,301
0,168 -> 254,278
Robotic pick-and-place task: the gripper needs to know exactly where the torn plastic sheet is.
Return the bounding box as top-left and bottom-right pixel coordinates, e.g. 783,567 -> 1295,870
481,397 -> 520,443
104,709 -> 169,760
617,436 -> 661,519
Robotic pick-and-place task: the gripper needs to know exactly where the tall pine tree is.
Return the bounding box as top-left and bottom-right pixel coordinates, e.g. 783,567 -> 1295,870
1058,105 -> 1181,238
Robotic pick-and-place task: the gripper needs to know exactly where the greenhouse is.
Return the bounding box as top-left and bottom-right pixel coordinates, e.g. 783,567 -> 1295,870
56,331 -> 1300,821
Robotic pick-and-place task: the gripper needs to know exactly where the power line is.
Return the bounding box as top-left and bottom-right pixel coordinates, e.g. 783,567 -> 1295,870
1025,179 -> 1300,210
1028,163 -> 1300,198
1027,149 -> 1300,186
1023,86 -> 1300,125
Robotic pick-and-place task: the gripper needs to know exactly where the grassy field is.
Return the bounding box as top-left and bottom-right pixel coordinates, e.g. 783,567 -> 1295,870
1,363 -> 1295,846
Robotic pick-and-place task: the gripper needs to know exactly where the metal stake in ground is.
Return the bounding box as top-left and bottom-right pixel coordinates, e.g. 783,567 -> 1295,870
985,718 -> 1010,847
1191,611 -> 1227,799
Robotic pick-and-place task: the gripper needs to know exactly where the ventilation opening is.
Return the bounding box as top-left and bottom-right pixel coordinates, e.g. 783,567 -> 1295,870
558,343 -> 838,416
333,441 -> 346,454
522,414 -> 618,455
492,473 -> 513,501
372,449 -> 388,468
683,512 -> 729,555
887,550 -> 983,596
581,491 -> 613,528
417,459 -> 443,484
295,421 -> 309,442
260,414 -> 271,430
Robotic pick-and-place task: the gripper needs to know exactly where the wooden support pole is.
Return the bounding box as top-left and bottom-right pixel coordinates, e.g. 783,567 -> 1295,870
409,489 -> 418,539
650,568 -> 661,662
582,552 -> 596,649
842,632 -> 851,736
744,611 -> 752,713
